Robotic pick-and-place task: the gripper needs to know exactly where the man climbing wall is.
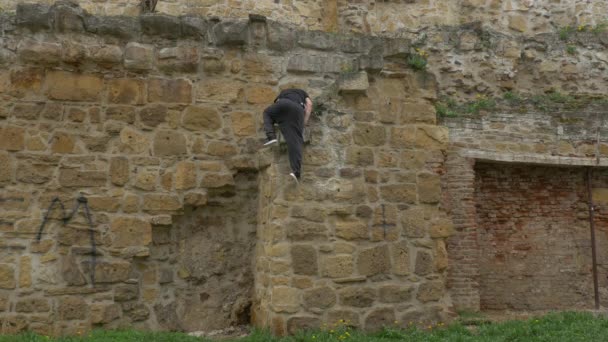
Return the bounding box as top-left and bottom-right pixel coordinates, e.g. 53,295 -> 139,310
262,88 -> 313,183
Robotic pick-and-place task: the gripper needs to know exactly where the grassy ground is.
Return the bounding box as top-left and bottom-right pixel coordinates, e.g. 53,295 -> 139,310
2,311 -> 608,342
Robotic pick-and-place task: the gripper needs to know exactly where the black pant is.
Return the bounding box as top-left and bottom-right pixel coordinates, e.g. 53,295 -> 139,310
263,99 -> 304,178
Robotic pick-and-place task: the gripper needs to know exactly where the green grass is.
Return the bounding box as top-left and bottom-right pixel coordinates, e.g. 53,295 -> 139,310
406,54 -> 428,71
3,312 -> 608,342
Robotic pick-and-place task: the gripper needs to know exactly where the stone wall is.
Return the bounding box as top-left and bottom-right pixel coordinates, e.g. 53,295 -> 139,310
0,1 -> 453,335
1,1 -> 606,36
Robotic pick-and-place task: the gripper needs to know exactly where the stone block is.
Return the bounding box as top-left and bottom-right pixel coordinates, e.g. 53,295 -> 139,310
365,308 -> 395,332
509,14 -> 528,33
357,245 -> 390,276
335,219 -> 368,241
380,184 -> 417,203
58,296 -> 88,320
17,161 -> 54,184
287,55 -> 357,73
271,287 -> 300,313
141,14 -> 182,39
291,244 -> 318,276
158,46 -> 199,73
345,147 -> 374,166
91,303 -> 121,324
383,38 -> 411,58
84,261 -> 131,284
10,68 -> 44,98
287,316 -> 320,334
61,255 -> 86,286
0,126 -> 25,152
207,141 -> 238,157
246,86 -> 275,104
175,161 -> 197,190
19,255 -> 31,288
108,79 -> 146,105
153,130 -> 187,156
52,1 -> 85,33
0,264 -> 16,289
414,125 -> 448,150
182,106 -> 222,131
106,106 -> 136,124
200,173 -> 234,188
148,78 -> 192,103
87,45 -> 123,66
339,72 -> 369,94
390,126 -> 416,148
110,157 -> 129,186
139,105 -> 167,128
11,103 -> 44,120
339,287 -> 375,307
418,172 -> 441,204
353,123 -> 386,146
180,15 -> 208,40
0,151 -> 15,185
379,285 -> 413,303
15,298 -> 50,313
430,217 -> 453,238
267,21 -> 295,51
435,240 -> 448,272
16,3 -> 52,31
142,194 -> 182,212
84,16 -> 141,40
110,217 -> 152,248
298,30 -> 336,51
197,79 -> 244,104
18,39 -> 61,65
402,206 -> 433,238
359,54 -> 384,72
50,132 -> 76,154
321,255 -> 353,278
31,240 -> 53,254
0,293 -> 8,311
212,20 -> 249,46
401,101 -> 436,124
417,281 -> 444,302
414,251 -> 433,276
114,284 -> 139,302
58,169 -> 106,187
124,42 -> 154,71
45,71 -> 103,102
390,241 -> 410,276
287,220 -> 328,241
231,112 -> 255,136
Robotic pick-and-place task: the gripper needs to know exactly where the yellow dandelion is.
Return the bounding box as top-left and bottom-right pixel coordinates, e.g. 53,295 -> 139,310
578,25 -> 586,31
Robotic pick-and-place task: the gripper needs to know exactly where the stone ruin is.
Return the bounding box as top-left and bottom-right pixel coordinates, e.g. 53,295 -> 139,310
0,0 -> 608,336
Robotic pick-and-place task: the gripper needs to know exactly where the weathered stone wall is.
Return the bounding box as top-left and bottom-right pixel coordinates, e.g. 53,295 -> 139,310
2,1 -> 606,35
0,1 -> 453,336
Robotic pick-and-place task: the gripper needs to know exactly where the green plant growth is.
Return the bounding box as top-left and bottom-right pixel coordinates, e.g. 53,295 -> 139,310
559,25 -> 576,41
592,21 -> 608,35
566,45 -> 577,55
503,91 -> 521,103
6,312 -> 608,342
435,95 -> 496,117
407,48 -> 428,72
